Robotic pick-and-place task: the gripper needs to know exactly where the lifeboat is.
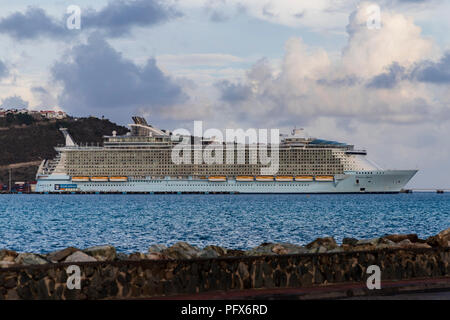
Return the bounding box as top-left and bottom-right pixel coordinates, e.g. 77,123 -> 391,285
236,176 -> 254,182
72,177 -> 89,182
256,176 -> 274,182
109,176 -> 128,182
275,176 -> 294,182
208,176 -> 227,182
295,176 -> 314,182
315,175 -> 334,182
90,177 -> 109,182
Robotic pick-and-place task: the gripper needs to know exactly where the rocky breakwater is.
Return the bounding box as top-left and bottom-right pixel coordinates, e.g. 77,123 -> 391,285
0,228 -> 449,267
0,228 -> 448,299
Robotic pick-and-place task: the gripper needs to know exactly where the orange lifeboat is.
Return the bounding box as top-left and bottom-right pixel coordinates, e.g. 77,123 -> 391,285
208,176 -> 227,182
275,176 -> 294,182
315,175 -> 334,182
236,176 -> 254,182
72,177 -> 89,182
90,177 -> 109,182
256,176 -> 274,182
295,176 -> 314,182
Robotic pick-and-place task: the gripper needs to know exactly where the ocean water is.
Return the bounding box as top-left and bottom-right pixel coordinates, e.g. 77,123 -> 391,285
0,193 -> 449,254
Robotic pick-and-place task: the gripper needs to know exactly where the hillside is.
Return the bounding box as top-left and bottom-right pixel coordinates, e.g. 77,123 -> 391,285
0,116 -> 129,184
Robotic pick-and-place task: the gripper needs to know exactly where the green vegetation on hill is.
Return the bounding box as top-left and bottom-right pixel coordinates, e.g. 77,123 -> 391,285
0,117 -> 129,184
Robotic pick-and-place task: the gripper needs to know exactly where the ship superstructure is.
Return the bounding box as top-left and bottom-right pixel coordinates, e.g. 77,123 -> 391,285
36,117 -> 417,193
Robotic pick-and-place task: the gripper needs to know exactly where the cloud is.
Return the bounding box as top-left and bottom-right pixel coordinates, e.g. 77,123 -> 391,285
1,95 -> 29,109
0,60 -> 8,79
0,7 -> 68,40
82,0 -> 182,37
215,80 -> 252,103
411,53 -> 450,84
0,1 -> 181,40
51,35 -> 187,121
366,63 -> 406,89
213,2 -> 448,127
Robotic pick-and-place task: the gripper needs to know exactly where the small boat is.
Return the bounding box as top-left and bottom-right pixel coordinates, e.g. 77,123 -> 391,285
236,176 -> 254,182
295,176 -> 314,182
109,176 -> 128,182
315,175 -> 334,181
256,176 -> 274,181
275,176 -> 294,182
72,177 -> 89,182
90,177 -> 109,182
208,176 -> 227,182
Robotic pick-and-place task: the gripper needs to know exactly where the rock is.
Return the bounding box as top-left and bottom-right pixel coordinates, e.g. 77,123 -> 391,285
148,244 -> 168,253
0,249 -> 18,262
162,242 -> 200,260
129,252 -> 147,260
327,247 -> 344,253
224,249 -> 246,257
198,249 -> 221,259
83,245 -> 117,261
426,228 -> 450,247
15,253 -> 48,265
146,252 -> 169,260
271,244 -> 288,255
0,261 -> 16,268
245,243 -> 276,256
342,238 -> 358,245
116,252 -> 129,261
309,245 -> 328,254
65,251 -> 97,263
383,234 -> 420,243
47,247 -> 79,262
305,237 -> 338,250
203,245 -> 228,256
356,238 -> 380,246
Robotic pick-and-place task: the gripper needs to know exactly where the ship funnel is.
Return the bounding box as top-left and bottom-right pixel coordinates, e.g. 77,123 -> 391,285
59,128 -> 77,147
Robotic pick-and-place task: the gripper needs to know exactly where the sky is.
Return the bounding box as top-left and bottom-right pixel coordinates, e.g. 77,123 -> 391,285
0,0 -> 449,188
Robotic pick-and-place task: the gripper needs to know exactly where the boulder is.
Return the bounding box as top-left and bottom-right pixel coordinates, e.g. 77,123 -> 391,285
342,238 -> 358,245
383,234 -> 420,243
146,252 -> 169,260
15,253 -> 48,265
148,244 -> 168,253
83,245 -> 117,261
305,237 -> 338,250
308,245 -> 328,254
129,252 -> 147,260
0,261 -> 16,268
203,245 -> 228,256
355,238 -> 380,246
116,252 -> 129,261
65,251 -> 97,263
245,243 -> 276,256
47,247 -> 79,262
426,228 -> 450,247
223,249 -> 246,257
198,249 -> 221,259
162,242 -> 200,260
0,249 -> 18,262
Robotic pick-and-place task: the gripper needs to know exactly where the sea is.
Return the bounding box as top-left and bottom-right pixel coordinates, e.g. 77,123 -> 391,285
0,193 -> 449,253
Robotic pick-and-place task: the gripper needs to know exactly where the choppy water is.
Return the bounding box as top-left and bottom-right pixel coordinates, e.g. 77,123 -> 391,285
0,193 -> 449,253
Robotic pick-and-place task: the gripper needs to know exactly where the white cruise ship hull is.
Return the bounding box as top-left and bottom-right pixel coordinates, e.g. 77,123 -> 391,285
36,170 -> 417,194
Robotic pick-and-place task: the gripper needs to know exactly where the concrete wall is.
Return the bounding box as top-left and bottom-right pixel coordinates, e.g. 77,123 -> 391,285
0,247 -> 449,300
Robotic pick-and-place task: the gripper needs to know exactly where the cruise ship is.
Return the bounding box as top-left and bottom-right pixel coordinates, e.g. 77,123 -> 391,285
35,117 -> 417,193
